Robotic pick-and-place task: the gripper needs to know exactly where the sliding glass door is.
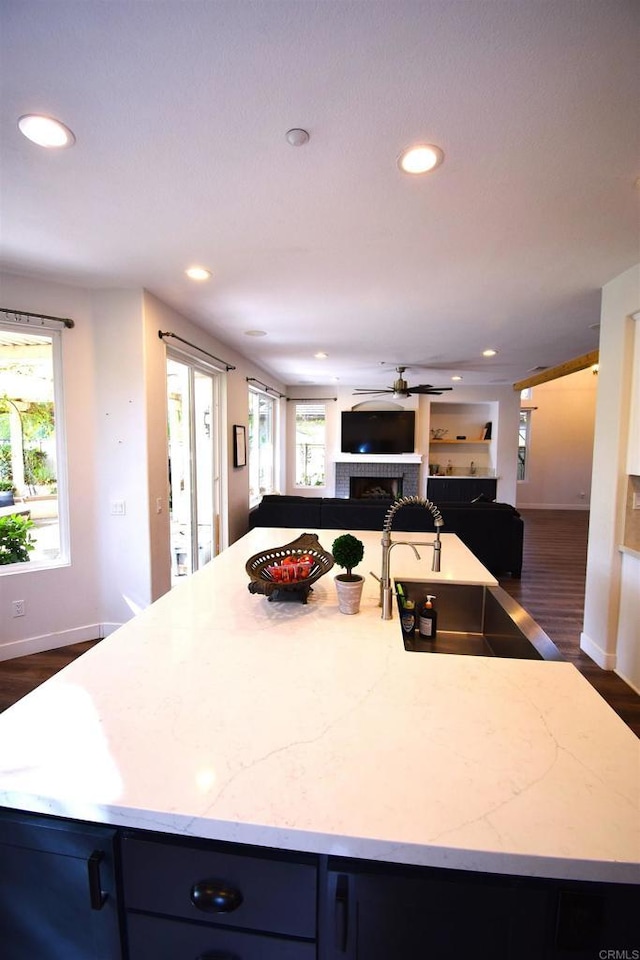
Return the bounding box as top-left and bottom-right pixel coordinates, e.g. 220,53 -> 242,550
166,356 -> 221,583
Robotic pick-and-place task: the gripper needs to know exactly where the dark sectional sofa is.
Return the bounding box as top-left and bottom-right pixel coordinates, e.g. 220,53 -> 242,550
249,495 -> 523,578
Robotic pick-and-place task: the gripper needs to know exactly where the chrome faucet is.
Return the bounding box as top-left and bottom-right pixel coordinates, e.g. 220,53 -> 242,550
378,496 -> 444,620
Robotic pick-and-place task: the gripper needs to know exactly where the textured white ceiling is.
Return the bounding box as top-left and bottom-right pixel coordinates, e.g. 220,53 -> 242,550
1,0 -> 638,390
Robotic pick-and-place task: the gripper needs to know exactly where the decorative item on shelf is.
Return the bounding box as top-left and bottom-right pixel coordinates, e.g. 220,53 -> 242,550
246,532 -> 334,603
482,421 -> 492,440
331,533 -> 365,614
430,428 -> 448,440
456,435 -> 466,440
445,460 -> 453,475
469,461 -> 476,475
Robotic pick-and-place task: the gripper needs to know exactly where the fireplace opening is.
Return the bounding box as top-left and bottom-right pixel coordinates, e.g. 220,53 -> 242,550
350,476 -> 404,500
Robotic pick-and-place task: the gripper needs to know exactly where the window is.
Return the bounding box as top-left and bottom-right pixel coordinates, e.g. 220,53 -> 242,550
295,403 -> 326,487
0,324 -> 67,569
518,408 -> 532,481
248,389 -> 276,506
167,355 -> 222,582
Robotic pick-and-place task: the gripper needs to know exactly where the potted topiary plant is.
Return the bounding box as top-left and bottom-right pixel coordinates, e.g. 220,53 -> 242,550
331,533 -> 365,614
0,514 -> 35,565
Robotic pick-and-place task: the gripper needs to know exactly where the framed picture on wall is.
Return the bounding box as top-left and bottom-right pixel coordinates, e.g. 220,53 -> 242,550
233,424 -> 247,467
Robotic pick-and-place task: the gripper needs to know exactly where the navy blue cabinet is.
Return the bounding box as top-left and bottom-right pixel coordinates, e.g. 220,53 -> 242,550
0,809 -> 123,960
427,477 -> 497,502
323,859 -> 639,960
121,831 -> 317,959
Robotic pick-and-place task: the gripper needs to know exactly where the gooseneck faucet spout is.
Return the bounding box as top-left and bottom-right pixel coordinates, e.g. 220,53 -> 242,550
380,496 -> 444,620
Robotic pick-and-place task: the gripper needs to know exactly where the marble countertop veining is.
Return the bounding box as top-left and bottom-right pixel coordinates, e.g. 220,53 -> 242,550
0,528 -> 638,884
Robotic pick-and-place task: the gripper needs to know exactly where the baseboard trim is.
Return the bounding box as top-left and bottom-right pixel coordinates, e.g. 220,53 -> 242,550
517,503 -> 590,511
580,631 -> 617,670
0,622 -> 124,662
614,667 -> 640,696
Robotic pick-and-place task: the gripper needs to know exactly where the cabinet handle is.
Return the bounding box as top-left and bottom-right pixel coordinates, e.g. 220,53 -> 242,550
87,850 -> 107,910
335,873 -> 350,953
190,879 -> 243,914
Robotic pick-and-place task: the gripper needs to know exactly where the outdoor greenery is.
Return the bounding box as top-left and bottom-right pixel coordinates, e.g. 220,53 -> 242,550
0,514 -> 35,565
0,398 -> 56,489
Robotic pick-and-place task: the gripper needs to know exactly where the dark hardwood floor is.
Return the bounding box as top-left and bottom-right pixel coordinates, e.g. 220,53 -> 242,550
500,509 -> 639,737
0,639 -> 98,712
1,510 -> 638,735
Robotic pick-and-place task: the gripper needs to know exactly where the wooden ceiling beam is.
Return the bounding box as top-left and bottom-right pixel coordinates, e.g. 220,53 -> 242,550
513,350 -> 599,391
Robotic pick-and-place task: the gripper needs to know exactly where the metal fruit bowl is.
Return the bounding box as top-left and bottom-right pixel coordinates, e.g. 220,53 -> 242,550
246,532 -> 334,602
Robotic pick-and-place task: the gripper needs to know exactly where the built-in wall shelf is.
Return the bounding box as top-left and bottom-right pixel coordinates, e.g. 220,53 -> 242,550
430,439 -> 490,445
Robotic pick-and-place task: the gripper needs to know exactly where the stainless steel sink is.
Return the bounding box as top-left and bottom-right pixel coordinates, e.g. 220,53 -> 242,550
395,580 -> 564,660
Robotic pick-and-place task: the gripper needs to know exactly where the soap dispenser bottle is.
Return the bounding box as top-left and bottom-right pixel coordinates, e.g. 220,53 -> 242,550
418,595 -> 438,640
400,599 -> 416,638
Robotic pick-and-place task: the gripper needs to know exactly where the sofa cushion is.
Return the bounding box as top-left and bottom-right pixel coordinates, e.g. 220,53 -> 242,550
320,498 -> 392,530
249,495 -> 322,529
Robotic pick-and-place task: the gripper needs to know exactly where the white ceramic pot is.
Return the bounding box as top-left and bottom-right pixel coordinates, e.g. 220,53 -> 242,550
334,574 -> 364,614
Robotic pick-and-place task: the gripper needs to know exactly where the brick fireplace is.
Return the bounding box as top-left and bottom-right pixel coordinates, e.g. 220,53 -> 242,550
335,457 -> 421,498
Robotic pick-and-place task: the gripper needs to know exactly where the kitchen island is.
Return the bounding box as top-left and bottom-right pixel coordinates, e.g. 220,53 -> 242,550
0,528 -> 638,957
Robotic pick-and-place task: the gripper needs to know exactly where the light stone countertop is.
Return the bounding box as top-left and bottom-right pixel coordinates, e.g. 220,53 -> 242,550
0,528 -> 638,884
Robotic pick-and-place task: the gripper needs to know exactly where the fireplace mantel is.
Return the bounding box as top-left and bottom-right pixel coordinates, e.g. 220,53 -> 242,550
334,453 -> 423,464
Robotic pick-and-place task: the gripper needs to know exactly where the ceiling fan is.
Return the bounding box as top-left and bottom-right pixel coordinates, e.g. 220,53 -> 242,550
353,367 -> 453,399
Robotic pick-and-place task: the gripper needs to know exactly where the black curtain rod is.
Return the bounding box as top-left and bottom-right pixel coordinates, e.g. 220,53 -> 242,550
158,331 -> 235,371
1,307 -> 74,329
286,396 -> 337,402
246,377 -> 285,398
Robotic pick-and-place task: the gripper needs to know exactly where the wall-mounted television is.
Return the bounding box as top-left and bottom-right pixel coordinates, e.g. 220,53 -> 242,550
341,410 -> 415,455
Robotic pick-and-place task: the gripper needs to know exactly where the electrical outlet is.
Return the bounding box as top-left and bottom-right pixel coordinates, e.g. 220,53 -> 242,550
110,499 -> 126,516
12,600 -> 25,618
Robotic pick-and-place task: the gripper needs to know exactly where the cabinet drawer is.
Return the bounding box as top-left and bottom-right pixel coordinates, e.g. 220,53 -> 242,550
127,913 -> 315,960
121,835 -> 316,939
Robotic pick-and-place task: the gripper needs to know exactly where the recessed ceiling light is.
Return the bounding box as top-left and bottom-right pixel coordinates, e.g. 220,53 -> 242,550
314,351 -> 328,359
482,348 -> 498,357
398,143 -> 444,175
185,266 -> 211,281
244,329 -> 267,337
285,128 -> 310,146
451,375 -> 463,381
18,114 -> 75,148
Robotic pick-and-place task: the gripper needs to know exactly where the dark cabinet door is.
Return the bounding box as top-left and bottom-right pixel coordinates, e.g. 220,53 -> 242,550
427,477 -> 497,503
324,866 -> 546,960
0,809 -> 123,960
323,863 -> 640,960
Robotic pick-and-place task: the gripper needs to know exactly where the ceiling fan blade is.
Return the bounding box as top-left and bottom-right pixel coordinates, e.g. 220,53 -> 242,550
411,385 -> 453,394
352,388 -> 394,395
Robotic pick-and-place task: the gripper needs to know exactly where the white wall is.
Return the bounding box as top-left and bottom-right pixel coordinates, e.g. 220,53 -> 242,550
92,288 -> 153,628
517,368 -> 597,510
582,263 -> 639,674
0,272 -> 284,658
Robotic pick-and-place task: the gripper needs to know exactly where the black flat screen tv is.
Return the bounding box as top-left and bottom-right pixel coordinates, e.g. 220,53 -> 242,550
341,411 -> 415,455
